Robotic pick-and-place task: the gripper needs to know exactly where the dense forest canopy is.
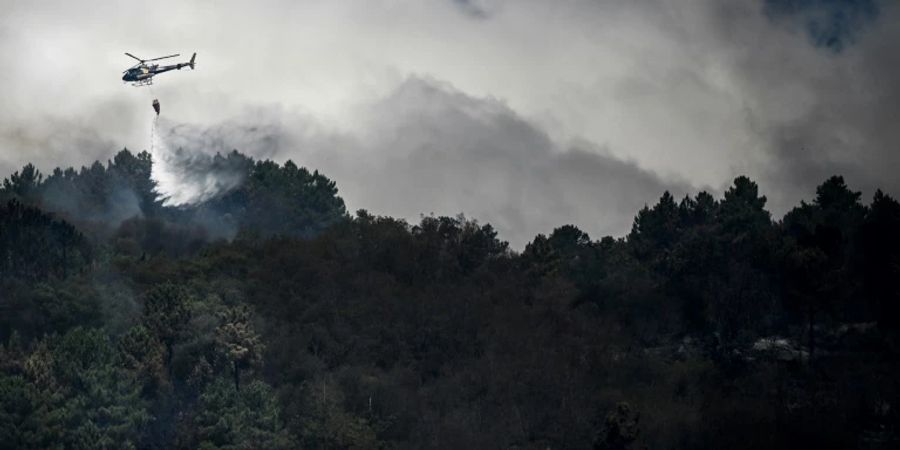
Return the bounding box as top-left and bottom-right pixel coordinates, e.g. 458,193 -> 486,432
1,149 -> 899,449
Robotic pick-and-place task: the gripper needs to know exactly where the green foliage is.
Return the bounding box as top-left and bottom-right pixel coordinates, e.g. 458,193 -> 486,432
207,158 -> 348,238
15,150 -> 159,226
142,283 -> 192,354
0,200 -> 92,282
214,305 -> 264,391
0,374 -> 42,450
2,151 -> 900,449
19,328 -> 150,449
119,325 -> 168,395
2,164 -> 43,200
193,378 -> 293,450
1,150 -> 348,244
293,376 -> 380,449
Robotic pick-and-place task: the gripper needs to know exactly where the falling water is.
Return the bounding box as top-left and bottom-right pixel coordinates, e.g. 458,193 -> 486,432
149,117 -> 247,206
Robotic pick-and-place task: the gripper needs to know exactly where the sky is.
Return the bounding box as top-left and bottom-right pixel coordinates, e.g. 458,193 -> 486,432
0,0 -> 898,247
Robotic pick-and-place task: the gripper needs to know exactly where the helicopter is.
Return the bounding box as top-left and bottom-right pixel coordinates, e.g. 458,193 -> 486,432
122,52 -> 196,86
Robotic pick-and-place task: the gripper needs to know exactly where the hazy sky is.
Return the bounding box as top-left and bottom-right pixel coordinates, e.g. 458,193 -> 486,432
1,0 -> 897,247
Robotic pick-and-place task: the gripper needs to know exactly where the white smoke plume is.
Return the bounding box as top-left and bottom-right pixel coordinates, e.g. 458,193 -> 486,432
150,118 -> 247,206
138,77 -> 691,248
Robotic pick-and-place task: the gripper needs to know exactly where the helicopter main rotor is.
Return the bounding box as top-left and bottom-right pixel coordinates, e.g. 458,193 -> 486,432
124,52 -> 180,64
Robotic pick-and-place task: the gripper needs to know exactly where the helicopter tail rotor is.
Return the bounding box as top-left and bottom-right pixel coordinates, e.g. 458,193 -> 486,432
189,53 -> 196,70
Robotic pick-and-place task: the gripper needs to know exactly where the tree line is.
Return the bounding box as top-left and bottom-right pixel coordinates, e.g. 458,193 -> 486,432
1,149 -> 898,449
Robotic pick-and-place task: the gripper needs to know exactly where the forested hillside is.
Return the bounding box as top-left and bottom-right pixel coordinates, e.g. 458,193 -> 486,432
1,149 -> 898,449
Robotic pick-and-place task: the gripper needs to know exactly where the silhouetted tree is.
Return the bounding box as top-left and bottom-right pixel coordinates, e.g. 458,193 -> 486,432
860,190 -> 900,330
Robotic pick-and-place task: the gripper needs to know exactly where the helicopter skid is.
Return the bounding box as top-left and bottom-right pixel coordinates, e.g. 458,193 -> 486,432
131,78 -> 154,87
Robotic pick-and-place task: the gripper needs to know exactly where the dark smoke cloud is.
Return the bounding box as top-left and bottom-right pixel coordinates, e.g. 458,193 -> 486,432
450,0 -> 496,19
0,93 -> 142,179
346,77 -> 692,246
764,0 -> 882,52
691,1 -> 900,213
0,117 -> 120,178
769,2 -> 895,210
2,0 -> 899,244
159,77 -> 690,247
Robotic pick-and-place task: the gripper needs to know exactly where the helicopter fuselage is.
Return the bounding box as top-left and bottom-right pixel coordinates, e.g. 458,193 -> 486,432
122,63 -> 190,83
121,53 -> 195,86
